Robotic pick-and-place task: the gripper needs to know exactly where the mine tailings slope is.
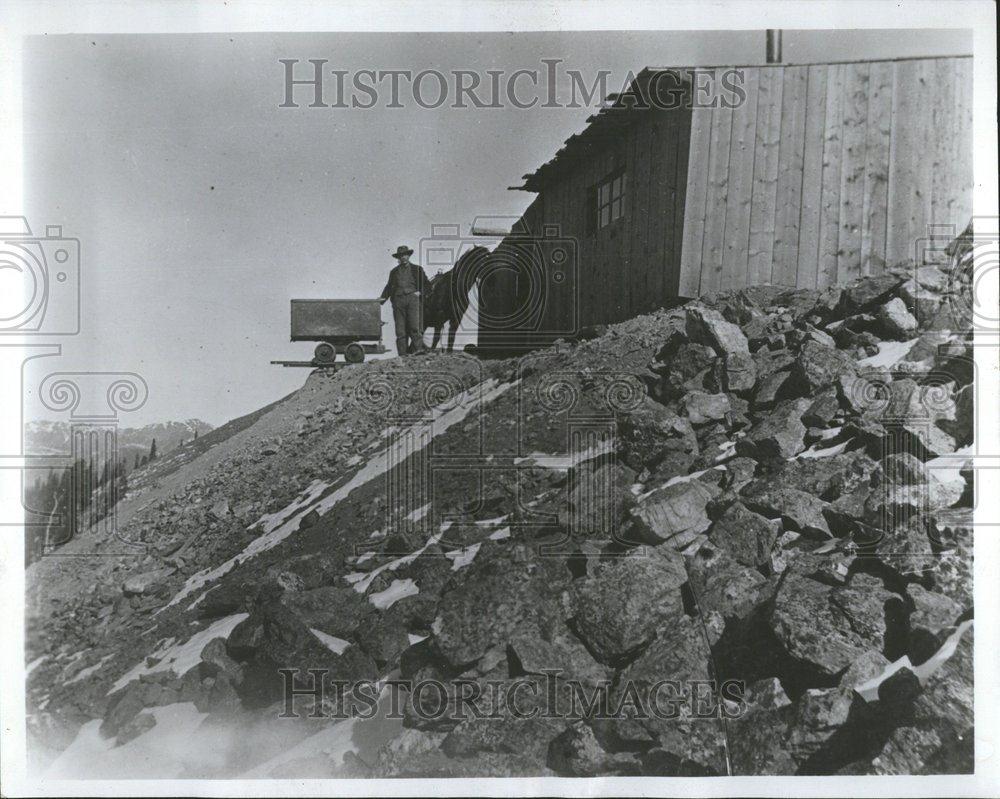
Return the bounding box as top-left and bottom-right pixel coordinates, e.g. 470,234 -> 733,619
28,242 -> 975,778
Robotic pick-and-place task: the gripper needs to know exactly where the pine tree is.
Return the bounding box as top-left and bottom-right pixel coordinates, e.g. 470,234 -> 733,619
134,452 -> 140,470
149,439 -> 158,461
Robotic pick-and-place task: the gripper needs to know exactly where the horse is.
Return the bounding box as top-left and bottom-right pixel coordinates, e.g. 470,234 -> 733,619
422,245 -> 490,351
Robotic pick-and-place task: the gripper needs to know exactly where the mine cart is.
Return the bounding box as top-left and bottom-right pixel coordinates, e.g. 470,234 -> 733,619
271,299 -> 387,367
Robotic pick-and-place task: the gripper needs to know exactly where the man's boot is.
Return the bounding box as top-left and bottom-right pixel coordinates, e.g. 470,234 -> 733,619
396,336 -> 409,357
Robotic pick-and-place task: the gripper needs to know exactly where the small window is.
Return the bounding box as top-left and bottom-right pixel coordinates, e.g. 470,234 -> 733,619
594,171 -> 627,231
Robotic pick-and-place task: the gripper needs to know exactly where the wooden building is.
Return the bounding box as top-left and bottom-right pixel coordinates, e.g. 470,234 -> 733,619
478,55 -> 973,352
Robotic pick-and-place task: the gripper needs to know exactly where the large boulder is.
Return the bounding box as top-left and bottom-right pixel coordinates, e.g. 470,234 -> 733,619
432,547 -> 572,672
906,584 -> 963,665
226,596 -> 377,705
622,480 -> 714,548
769,573 -> 895,678
736,400 -> 808,461
877,297 -> 919,340
747,450 -> 878,503
618,399 -> 698,470
602,615 -> 728,775
547,722 -> 642,776
742,486 -> 832,539
681,391 -> 732,425
653,343 -> 718,401
686,543 -> 768,621
708,501 -> 781,568
836,275 -> 903,314
686,306 -> 756,392
788,341 -> 859,396
280,585 -> 376,640
570,545 -> 687,665
866,626 -> 973,774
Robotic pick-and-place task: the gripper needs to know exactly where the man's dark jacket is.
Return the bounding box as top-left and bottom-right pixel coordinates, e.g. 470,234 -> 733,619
380,262 -> 429,304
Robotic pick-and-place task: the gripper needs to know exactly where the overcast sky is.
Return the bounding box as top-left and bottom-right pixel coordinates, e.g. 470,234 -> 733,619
23,29 -> 970,427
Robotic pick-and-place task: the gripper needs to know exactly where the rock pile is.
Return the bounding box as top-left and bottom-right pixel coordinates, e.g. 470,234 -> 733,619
27,227 -> 975,777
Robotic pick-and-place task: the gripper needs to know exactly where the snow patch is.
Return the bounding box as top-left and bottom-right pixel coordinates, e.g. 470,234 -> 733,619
165,378 -> 516,608
369,578 -> 418,609
310,629 -> 350,655
636,466 -> 726,502
345,528 -> 445,593
513,438 -> 613,470
26,655 -> 47,676
925,445 -> 974,486
108,613 -> 248,694
798,440 -> 850,459
65,653 -> 115,686
406,503 -> 431,523
858,338 -> 919,369
488,526 -> 511,541
445,542 -> 481,570
855,619 -> 973,702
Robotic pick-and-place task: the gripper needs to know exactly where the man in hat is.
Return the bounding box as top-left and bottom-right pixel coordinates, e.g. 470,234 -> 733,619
379,245 -> 430,356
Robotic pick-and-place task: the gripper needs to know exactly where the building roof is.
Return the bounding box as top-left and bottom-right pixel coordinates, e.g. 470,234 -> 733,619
511,54 -> 972,194
511,67 -> 689,193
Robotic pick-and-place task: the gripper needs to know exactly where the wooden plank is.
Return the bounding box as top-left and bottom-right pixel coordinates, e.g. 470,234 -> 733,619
558,169 -> 574,330
929,58 -> 956,244
699,88 -> 735,295
678,104 -> 714,296
644,117 -> 662,307
860,60 -> 893,274
747,66 -> 783,286
771,65 -> 808,286
912,59 -> 936,264
837,62 -> 870,281
952,57 -> 974,236
720,68 -> 760,291
627,123 -> 650,315
886,60 -> 922,266
817,64 -> 845,287
668,106 -> 692,297
796,64 -> 829,288
655,111 -> 679,304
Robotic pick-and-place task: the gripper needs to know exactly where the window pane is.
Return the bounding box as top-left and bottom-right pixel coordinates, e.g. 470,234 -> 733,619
612,198 -> 622,219
600,206 -> 610,228
599,184 -> 609,205
613,177 -> 622,197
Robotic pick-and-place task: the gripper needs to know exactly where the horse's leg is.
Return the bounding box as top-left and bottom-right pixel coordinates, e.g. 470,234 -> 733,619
430,324 -> 442,350
447,318 -> 458,352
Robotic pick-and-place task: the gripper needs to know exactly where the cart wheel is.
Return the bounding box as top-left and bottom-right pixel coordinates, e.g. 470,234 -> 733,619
344,343 -> 365,363
314,342 -> 337,364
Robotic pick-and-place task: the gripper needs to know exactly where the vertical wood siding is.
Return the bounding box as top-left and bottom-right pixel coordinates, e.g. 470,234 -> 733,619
482,56 -> 972,351
678,56 -> 973,294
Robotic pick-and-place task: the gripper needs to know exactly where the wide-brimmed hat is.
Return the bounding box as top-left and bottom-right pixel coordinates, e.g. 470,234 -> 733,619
392,245 -> 414,259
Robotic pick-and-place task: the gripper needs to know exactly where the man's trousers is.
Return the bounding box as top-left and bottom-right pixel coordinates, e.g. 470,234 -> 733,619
391,292 -> 426,356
